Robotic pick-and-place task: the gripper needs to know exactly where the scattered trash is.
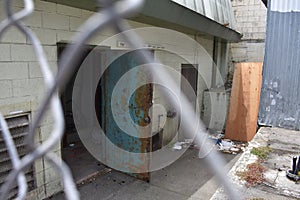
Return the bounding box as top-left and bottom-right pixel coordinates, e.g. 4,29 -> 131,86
216,138 -> 248,154
217,140 -> 234,150
172,142 -> 182,150
230,147 -> 240,152
172,140 -> 193,151
217,133 -> 225,139
69,143 -> 75,148
172,134 -> 247,154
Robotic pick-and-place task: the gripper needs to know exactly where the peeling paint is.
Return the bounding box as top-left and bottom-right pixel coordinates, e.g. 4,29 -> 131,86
96,50 -> 153,180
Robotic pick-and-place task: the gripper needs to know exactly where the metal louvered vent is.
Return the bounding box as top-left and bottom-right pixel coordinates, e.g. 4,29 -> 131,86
0,113 -> 36,199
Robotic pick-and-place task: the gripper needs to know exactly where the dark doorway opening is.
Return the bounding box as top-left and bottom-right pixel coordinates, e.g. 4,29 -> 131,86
181,64 -> 198,110
179,64 -> 198,141
58,45 -> 154,182
57,43 -> 109,182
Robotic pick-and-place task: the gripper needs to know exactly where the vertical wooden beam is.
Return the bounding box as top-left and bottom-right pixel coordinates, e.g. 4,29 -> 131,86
225,62 -> 263,142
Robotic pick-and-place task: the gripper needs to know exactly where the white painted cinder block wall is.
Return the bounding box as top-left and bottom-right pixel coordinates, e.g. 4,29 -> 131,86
0,0 -> 215,199
230,0 -> 267,66
0,2 -> 138,199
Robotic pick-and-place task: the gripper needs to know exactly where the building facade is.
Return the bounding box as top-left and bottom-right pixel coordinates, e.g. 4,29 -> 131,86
0,0 -> 240,199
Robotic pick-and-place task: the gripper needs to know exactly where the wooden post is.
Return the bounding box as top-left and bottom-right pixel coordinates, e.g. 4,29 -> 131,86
225,62 -> 263,142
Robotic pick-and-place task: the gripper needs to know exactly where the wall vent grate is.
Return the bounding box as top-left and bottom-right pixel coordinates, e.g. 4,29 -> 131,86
0,113 -> 36,199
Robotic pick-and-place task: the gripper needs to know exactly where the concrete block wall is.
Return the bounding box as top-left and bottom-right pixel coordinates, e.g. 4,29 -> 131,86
229,0 -> 267,66
0,1 -> 216,199
0,1 -> 116,199
153,36 -> 214,144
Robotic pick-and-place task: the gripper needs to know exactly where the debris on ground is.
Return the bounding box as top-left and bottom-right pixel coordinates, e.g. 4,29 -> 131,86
172,139 -> 193,151
218,140 -> 247,154
211,127 -> 300,200
172,142 -> 183,150
184,132 -> 248,155
213,134 -> 248,154
76,168 -> 112,186
236,161 -> 266,187
171,131 -> 248,154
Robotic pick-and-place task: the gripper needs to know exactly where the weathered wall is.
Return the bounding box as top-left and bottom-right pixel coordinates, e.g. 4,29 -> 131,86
0,0 -> 216,199
259,0 -> 300,130
0,1 -> 141,199
229,0 -> 267,72
153,36 -> 214,144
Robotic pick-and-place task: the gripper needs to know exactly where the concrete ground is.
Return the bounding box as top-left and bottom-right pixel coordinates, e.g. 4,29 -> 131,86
51,127 -> 300,200
48,148 -> 239,200
62,141 -> 107,182
211,127 -> 300,200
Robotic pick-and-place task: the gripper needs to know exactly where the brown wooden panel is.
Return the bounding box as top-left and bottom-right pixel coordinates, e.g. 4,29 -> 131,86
225,62 -> 263,142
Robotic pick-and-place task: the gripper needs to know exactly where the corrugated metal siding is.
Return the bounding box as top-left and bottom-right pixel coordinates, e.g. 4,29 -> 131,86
270,0 -> 300,12
259,0 -> 300,130
171,0 -> 236,29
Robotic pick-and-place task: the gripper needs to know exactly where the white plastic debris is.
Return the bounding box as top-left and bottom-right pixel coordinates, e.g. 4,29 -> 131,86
173,142 -> 183,150
172,139 -> 194,150
218,140 -> 234,150
230,147 -> 240,152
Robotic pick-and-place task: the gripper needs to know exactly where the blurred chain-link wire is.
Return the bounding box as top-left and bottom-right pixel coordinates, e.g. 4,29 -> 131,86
0,0 -> 239,199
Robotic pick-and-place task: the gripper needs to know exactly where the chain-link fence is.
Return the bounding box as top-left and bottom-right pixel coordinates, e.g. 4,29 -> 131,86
0,0 -> 239,199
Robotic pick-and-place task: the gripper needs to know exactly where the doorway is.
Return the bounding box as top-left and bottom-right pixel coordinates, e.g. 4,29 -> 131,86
58,43 -> 109,182
94,49 -> 154,181
179,64 -> 198,141
58,44 -> 154,182
181,64 -> 198,110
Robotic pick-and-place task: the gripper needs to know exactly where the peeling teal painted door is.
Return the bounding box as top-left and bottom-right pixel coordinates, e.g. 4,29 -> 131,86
96,50 -> 153,181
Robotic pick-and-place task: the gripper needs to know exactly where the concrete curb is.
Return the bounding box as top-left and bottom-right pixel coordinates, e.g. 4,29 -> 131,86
210,128 -> 270,200
210,127 -> 300,200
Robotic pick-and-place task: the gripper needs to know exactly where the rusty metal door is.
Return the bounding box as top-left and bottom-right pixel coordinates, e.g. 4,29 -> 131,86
96,49 -> 153,181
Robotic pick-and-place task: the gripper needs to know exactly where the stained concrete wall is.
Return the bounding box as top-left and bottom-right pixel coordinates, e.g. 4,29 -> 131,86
0,0 -> 216,199
0,1 -> 146,199
153,36 -> 214,144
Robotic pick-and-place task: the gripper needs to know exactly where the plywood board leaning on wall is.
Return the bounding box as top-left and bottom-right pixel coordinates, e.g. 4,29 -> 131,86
225,62 -> 263,142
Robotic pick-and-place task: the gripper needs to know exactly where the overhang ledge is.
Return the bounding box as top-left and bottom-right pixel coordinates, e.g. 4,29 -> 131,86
43,0 -> 242,42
